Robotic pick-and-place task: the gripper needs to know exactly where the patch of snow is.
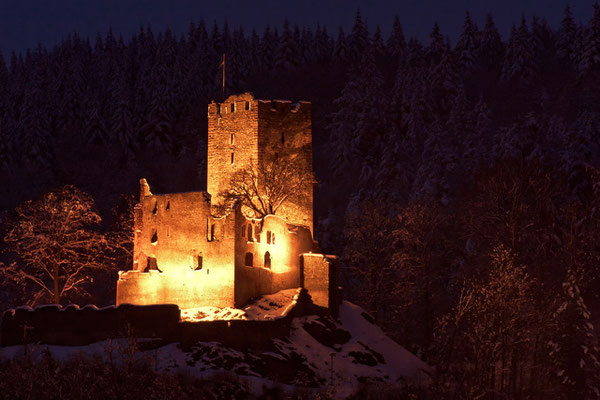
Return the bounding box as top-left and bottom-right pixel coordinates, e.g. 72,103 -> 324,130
180,288 -> 300,322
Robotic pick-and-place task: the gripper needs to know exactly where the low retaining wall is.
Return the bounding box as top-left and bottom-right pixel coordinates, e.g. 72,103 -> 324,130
1,288 -> 319,349
0,304 -> 181,347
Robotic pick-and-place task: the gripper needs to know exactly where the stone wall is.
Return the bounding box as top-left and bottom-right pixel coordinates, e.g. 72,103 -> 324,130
207,92 -> 259,203
234,214 -> 315,307
1,289 -> 317,349
301,254 -> 340,317
0,304 -> 180,347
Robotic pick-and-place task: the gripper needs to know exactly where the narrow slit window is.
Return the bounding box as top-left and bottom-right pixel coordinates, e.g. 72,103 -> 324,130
230,133 -> 234,145
248,225 -> 253,242
241,224 -> 245,238
266,231 -> 272,244
264,252 -> 271,269
194,255 -> 203,271
231,102 -> 236,112
245,101 -> 250,110
210,224 -> 216,241
217,104 -> 221,114
281,132 -> 285,145
231,152 -> 234,164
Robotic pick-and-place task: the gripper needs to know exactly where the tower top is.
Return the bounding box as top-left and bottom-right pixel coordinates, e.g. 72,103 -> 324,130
208,92 -> 310,116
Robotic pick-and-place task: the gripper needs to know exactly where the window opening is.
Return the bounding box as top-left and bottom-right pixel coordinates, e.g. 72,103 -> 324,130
241,224 -> 245,238
245,252 -> 253,267
194,255 -> 203,271
152,201 -> 158,215
210,224 -> 216,241
264,252 -> 271,269
245,101 -> 250,110
230,133 -> 234,145
267,231 -> 272,244
231,102 -> 236,112
217,104 -> 221,114
165,201 -> 170,210
231,152 -> 234,164
281,132 -> 285,145
247,225 -> 253,242
272,233 -> 275,245
144,257 -> 160,272
151,230 -> 158,244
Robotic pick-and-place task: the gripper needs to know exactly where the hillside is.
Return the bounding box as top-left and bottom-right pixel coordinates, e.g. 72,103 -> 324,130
0,298 -> 429,398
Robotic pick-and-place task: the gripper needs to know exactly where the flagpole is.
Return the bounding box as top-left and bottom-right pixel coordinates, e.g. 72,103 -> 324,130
222,53 -> 226,101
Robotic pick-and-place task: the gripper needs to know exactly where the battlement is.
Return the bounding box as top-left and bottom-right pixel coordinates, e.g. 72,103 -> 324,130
207,92 -> 310,117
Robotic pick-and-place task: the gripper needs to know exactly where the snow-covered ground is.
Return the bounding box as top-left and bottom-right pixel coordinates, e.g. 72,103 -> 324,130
180,288 -> 300,321
0,295 -> 430,398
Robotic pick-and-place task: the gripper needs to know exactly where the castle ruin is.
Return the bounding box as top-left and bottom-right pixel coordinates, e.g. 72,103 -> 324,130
116,93 -> 339,313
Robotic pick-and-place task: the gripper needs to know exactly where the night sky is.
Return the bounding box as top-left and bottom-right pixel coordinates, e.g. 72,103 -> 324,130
0,0 -> 597,54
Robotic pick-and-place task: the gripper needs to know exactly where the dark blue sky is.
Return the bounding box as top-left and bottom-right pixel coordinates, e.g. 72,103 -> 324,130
0,0 -> 596,54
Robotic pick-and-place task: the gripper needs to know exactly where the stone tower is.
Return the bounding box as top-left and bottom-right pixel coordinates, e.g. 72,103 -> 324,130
207,92 -> 313,233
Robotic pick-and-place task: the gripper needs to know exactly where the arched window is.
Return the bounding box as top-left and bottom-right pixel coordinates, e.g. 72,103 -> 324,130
264,252 -> 271,269
245,252 -> 253,267
247,225 -> 253,242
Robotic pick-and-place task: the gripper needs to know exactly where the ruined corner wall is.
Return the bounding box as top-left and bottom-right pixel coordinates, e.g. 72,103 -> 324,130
118,190 -> 237,309
301,254 -> 340,317
234,212 -> 315,307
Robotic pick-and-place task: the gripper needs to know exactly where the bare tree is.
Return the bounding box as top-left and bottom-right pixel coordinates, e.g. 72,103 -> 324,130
2,185 -> 108,306
218,153 -> 311,217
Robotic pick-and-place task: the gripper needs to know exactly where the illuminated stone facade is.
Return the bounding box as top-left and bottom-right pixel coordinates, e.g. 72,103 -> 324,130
117,93 -> 338,312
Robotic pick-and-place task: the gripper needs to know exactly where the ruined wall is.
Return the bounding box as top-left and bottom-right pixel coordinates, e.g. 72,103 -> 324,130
118,187 -> 237,308
207,92 -> 259,203
234,212 -> 315,307
2,289 -> 318,349
257,100 -> 313,233
301,254 -> 340,317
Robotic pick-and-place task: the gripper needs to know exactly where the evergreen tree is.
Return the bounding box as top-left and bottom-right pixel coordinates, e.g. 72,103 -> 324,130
478,13 -> 504,70
579,2 -> 600,76
348,8 -> 369,61
501,17 -> 537,85
333,26 -> 348,62
387,16 -> 407,59
557,5 -> 577,66
455,11 -> 479,73
275,19 -> 300,70
426,22 -> 445,66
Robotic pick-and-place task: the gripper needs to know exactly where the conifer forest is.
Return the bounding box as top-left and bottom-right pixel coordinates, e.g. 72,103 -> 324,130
2,4 -> 600,399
